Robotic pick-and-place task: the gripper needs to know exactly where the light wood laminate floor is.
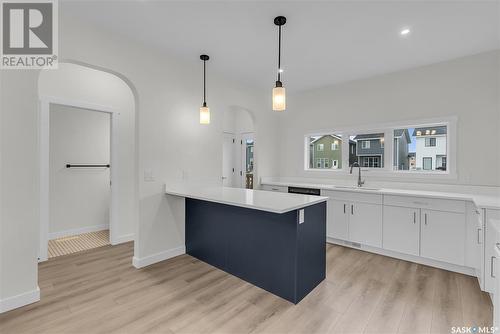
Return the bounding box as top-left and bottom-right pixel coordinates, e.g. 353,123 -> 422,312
0,242 -> 492,334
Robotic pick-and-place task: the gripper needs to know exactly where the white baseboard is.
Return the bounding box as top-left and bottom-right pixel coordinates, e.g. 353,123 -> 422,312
49,224 -> 109,240
132,246 -> 186,269
327,237 -> 476,277
0,287 -> 40,314
111,233 -> 134,245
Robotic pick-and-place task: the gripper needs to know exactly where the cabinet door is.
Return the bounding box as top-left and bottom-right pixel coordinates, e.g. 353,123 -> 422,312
383,206 -> 420,256
349,202 -> 383,248
485,209 -> 500,293
420,209 -> 466,265
327,199 -> 349,240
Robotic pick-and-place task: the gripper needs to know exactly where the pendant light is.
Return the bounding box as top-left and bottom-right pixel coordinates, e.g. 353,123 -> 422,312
199,54 -> 210,124
272,16 -> 286,112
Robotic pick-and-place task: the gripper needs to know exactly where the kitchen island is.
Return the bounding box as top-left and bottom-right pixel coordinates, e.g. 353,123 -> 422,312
165,185 -> 328,304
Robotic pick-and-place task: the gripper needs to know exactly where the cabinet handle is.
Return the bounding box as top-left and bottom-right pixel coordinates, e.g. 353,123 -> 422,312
413,211 -> 416,224
492,256 -> 496,278
351,204 -> 354,215
477,228 -> 482,244
271,188 -> 279,191
424,213 -> 428,225
344,203 -> 346,214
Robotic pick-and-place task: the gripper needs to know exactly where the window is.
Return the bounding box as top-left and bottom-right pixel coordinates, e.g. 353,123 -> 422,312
423,157 -> 432,170
425,137 -> 436,147
393,125 -> 447,172
349,133 -> 384,168
305,121 -> 452,175
307,134 -> 343,170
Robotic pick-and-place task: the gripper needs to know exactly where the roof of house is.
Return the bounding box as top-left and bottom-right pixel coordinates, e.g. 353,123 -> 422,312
352,133 -> 384,140
394,129 -> 411,143
309,134 -> 342,145
412,126 -> 447,136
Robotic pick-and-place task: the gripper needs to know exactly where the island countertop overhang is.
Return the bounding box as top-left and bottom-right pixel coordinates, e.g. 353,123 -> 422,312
164,184 -> 328,214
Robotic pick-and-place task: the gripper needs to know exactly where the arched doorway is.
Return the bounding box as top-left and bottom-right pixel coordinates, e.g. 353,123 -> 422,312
37,62 -> 138,261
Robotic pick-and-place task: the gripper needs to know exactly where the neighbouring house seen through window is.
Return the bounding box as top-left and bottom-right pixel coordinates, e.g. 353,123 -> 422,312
349,133 -> 385,168
308,134 -> 343,169
393,125 -> 447,171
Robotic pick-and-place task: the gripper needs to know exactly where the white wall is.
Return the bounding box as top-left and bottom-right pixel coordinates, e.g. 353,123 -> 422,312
39,63 -> 136,244
49,104 -> 110,237
0,11 -> 279,309
277,50 -> 500,187
1,70 -> 40,309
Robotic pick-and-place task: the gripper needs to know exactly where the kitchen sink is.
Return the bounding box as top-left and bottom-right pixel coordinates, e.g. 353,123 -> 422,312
333,185 -> 381,191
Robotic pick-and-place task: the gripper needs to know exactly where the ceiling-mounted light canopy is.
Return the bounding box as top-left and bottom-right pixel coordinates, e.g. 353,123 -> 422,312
272,16 -> 286,112
199,54 -> 210,124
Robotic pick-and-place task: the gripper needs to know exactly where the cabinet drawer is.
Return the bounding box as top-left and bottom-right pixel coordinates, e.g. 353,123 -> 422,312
322,190 -> 382,205
384,195 -> 465,213
260,184 -> 287,193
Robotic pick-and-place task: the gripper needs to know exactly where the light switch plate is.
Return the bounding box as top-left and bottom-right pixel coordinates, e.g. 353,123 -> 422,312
144,168 -> 154,182
299,209 -> 305,224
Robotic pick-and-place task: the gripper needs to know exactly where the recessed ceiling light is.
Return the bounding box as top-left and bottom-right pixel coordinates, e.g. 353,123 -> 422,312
400,28 -> 411,36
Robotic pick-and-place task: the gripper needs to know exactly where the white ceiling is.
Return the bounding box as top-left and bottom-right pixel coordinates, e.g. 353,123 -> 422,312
62,1 -> 500,92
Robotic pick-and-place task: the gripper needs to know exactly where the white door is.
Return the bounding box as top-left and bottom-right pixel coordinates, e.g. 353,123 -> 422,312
383,206 -> 420,256
222,132 -> 235,187
240,133 -> 254,189
327,200 -> 349,240
420,209 -> 466,265
349,202 -> 383,248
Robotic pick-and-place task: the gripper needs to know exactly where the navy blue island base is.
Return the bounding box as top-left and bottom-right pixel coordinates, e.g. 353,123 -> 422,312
185,198 -> 326,304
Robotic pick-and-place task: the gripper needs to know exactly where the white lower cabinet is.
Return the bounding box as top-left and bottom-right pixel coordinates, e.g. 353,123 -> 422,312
383,206 -> 420,256
420,209 -> 466,266
349,202 -> 382,248
485,209 -> 500,293
324,190 -> 383,247
327,199 -> 349,240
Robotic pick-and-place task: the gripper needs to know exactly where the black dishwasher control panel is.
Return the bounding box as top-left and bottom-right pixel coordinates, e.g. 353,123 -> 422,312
288,187 -> 321,196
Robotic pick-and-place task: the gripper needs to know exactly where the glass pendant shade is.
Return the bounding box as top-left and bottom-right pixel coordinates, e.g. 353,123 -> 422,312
199,105 -> 210,124
272,86 -> 286,111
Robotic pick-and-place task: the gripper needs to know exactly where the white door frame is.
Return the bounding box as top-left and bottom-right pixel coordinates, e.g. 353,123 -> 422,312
38,95 -> 119,262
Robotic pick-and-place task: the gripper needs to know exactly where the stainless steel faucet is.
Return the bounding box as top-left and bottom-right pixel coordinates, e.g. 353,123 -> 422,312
350,162 -> 365,187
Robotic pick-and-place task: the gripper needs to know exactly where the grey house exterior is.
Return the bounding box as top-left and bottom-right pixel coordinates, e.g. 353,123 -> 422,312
393,129 -> 411,170
353,133 -> 384,168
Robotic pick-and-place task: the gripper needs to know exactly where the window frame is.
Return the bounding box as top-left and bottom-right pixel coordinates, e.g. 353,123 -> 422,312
303,116 -> 457,180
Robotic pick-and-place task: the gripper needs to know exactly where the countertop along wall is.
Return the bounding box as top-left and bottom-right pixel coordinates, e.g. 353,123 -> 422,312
276,50 -> 500,188
0,13 -> 279,309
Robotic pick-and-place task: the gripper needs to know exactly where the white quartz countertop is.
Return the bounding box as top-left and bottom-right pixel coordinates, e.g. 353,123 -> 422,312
261,180 -> 500,210
164,184 -> 329,214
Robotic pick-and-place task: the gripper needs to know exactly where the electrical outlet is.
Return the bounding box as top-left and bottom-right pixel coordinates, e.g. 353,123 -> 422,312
299,209 -> 305,224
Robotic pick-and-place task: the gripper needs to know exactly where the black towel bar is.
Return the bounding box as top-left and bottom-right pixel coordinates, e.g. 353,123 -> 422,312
66,164 -> 110,168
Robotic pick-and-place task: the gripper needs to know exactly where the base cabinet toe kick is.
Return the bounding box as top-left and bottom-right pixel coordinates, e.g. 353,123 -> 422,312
186,198 -> 327,304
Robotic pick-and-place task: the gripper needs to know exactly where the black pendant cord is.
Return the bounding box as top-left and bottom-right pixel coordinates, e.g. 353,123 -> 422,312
277,24 -> 282,83
203,59 -> 206,107
200,54 -> 209,107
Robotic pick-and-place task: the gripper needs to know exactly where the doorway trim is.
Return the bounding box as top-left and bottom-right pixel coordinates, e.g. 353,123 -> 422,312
38,95 -> 119,262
